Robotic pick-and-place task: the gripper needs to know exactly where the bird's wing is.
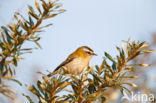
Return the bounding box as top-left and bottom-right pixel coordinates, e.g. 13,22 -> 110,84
54,57 -> 74,72
47,57 -> 74,77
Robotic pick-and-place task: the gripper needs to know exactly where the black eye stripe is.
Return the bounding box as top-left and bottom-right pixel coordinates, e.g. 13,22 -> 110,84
86,51 -> 92,55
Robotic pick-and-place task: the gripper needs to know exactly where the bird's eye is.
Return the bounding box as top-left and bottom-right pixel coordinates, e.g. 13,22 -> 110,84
86,51 -> 92,55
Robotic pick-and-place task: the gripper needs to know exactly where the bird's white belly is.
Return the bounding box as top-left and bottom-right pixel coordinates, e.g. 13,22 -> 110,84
64,58 -> 88,75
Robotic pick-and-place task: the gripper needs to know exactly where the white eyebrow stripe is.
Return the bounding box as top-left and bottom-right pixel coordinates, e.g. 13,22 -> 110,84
83,48 -> 92,53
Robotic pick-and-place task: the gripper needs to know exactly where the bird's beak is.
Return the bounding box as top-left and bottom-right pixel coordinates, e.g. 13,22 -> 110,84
92,53 -> 97,56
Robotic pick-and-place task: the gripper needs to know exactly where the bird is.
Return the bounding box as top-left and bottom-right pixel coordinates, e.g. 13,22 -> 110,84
47,46 -> 97,77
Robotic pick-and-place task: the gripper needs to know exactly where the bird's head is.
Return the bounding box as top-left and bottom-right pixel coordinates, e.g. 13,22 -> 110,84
75,46 -> 97,59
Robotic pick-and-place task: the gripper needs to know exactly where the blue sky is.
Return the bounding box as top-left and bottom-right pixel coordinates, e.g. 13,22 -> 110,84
0,0 -> 156,102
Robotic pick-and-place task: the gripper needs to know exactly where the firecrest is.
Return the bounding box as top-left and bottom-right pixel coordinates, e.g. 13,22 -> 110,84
47,46 -> 96,77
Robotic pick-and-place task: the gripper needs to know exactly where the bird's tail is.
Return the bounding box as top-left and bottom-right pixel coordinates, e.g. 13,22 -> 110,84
47,71 -> 57,77
47,68 -> 64,77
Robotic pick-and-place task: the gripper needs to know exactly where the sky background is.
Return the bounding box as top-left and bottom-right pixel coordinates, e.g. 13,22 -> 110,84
0,0 -> 156,102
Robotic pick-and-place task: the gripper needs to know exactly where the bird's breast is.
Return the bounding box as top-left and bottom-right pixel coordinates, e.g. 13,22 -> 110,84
64,57 -> 89,75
